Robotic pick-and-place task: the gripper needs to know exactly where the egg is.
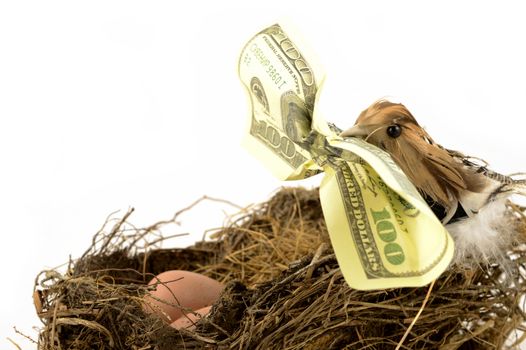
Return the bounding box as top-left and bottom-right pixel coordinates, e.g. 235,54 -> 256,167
143,270 -> 223,323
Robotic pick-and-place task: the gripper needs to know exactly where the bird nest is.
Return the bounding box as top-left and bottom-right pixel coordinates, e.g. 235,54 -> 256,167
34,187 -> 526,349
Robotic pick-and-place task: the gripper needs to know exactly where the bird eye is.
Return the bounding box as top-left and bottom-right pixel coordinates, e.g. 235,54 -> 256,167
386,124 -> 402,138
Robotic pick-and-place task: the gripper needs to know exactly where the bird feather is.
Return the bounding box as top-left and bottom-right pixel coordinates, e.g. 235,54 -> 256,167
446,198 -> 517,268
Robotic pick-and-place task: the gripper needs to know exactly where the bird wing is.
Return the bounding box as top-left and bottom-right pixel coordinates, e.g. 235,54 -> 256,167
392,130 -> 467,209
447,150 -> 525,215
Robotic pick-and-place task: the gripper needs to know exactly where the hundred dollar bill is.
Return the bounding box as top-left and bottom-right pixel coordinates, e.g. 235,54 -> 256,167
238,22 -> 454,290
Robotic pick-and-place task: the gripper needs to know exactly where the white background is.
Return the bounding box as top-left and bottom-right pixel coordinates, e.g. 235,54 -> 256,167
1,1 -> 525,347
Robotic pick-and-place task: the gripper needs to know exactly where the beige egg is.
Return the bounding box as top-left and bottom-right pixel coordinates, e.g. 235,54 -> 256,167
143,270 -> 223,322
170,305 -> 212,329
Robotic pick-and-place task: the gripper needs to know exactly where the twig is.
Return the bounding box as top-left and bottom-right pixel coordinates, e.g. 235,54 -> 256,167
6,338 -> 21,350
395,280 -> 435,350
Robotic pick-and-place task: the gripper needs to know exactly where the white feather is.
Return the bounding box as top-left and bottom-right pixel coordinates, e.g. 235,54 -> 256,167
446,198 -> 517,268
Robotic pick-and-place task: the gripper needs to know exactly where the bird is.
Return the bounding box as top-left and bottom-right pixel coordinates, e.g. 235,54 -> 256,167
339,100 -> 526,265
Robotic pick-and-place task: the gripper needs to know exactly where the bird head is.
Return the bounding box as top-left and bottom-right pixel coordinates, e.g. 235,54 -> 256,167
340,100 -> 434,152
340,100 -> 468,209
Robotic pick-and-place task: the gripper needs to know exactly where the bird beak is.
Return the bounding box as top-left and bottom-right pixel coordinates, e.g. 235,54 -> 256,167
340,125 -> 369,138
